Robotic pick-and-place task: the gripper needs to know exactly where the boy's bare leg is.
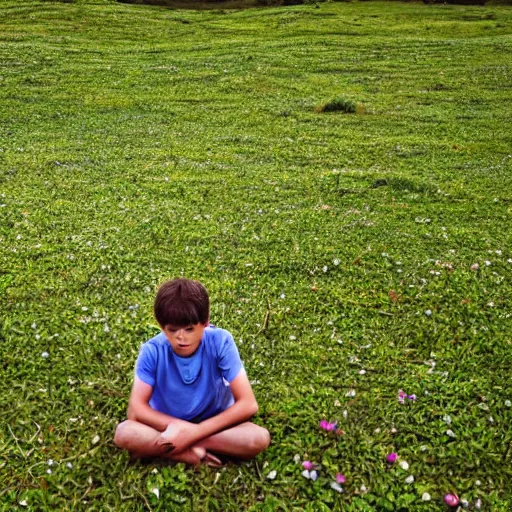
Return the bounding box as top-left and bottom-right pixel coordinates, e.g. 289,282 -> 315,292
115,420 -> 270,464
196,422 -> 270,459
114,420 -> 212,465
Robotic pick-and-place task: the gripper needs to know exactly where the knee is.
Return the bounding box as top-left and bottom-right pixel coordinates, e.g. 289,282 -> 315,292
250,427 -> 271,454
114,420 -> 131,449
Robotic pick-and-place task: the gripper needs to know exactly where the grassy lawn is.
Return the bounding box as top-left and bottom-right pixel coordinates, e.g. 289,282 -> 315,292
1,0 -> 511,509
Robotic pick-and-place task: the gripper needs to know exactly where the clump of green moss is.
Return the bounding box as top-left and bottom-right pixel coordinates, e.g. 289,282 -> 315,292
317,98 -> 363,114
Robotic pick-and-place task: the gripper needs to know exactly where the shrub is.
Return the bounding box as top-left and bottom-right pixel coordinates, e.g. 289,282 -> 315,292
317,98 -> 361,114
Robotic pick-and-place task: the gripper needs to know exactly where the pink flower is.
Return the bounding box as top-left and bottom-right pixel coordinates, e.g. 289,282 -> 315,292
387,452 -> 398,464
302,460 -> 313,471
471,263 -> 479,271
336,473 -> 346,484
444,494 -> 459,507
319,420 -> 338,431
408,394 -> 417,401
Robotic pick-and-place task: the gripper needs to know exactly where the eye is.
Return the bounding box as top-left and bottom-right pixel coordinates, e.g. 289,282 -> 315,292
185,327 -> 194,332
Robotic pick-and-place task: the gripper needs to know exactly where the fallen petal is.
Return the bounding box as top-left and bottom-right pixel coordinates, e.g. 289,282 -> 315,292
387,452 -> 398,464
444,494 -> 459,507
399,460 -> 409,471
405,475 -> 414,484
267,470 -> 277,480
336,473 -> 346,484
330,481 -> 344,493
309,470 -> 318,481
151,488 -> 160,499
422,493 -> 431,501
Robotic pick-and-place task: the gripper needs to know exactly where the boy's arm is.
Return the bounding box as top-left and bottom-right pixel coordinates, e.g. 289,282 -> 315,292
159,370 -> 259,453
127,377 -> 192,432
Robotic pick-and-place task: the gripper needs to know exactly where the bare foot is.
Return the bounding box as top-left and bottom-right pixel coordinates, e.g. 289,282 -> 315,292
204,452 -> 223,468
167,445 -> 206,465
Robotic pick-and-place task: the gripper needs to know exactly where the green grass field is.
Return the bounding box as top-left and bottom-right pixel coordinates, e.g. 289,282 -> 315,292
1,0 -> 512,509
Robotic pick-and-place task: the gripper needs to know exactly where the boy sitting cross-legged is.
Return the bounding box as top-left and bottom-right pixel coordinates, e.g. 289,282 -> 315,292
114,278 -> 270,466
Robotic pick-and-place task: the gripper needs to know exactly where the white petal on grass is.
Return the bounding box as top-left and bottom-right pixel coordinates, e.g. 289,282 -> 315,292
399,460 -> 409,471
66,462 -> 73,469
422,493 -> 431,501
345,389 -> 356,398
330,481 -> 344,493
443,415 -> 452,424
47,459 -> 54,466
302,470 -> 310,479
475,480 -> 482,486
31,323 -> 37,329
46,469 -> 52,475
92,435 -> 100,445
267,470 -> 277,480
405,475 -> 414,484
360,484 -> 367,492
425,309 -> 432,317
475,498 -> 482,509
446,429 -> 456,438
19,500 -> 28,507
151,488 -> 160,499
293,454 -> 301,464
309,470 -> 318,481
41,352 -> 49,358
359,370 -> 366,375
505,400 -> 511,408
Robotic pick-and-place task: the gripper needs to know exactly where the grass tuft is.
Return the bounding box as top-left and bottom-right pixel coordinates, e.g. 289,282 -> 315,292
316,98 -> 363,114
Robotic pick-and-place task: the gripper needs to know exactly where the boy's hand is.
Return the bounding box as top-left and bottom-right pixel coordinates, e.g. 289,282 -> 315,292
160,422 -> 202,454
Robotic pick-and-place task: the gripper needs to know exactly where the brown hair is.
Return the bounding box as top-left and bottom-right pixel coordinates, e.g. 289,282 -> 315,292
154,278 -> 209,328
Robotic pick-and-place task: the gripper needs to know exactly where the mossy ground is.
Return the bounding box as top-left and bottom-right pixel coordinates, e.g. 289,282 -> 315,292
1,0 -> 511,510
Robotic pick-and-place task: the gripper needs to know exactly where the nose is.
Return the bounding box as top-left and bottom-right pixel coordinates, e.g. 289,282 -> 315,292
176,329 -> 184,340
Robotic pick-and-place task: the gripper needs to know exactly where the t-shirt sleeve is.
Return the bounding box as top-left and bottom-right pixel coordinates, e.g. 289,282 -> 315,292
135,343 -> 157,387
217,332 -> 243,383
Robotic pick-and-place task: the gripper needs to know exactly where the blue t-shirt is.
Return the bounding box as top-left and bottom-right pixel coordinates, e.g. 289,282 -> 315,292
135,326 -> 243,422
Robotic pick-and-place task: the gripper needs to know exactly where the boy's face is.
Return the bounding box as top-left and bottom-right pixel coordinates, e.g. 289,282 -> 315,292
162,322 -> 207,357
